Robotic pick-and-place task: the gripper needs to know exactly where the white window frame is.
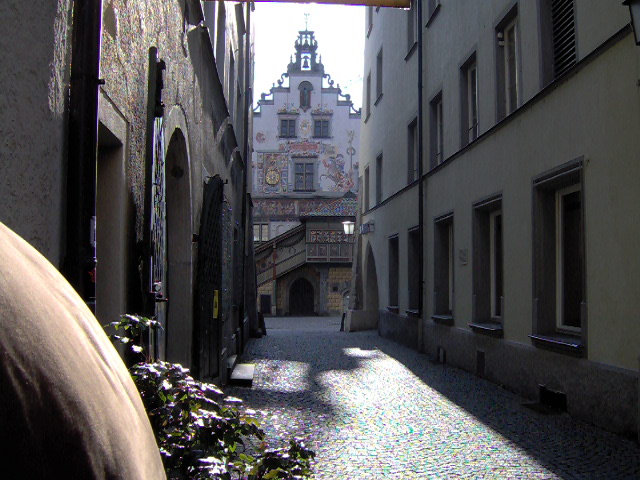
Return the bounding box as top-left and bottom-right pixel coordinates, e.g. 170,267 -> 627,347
436,98 -> 443,165
467,61 -> 478,142
447,223 -> 454,313
555,184 -> 581,333
503,17 -> 519,115
489,210 -> 502,319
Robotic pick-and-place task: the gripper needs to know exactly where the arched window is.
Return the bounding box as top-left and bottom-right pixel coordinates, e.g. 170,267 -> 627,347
298,81 -> 313,111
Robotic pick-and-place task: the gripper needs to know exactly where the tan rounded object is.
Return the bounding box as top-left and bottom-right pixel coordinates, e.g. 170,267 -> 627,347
0,222 -> 166,479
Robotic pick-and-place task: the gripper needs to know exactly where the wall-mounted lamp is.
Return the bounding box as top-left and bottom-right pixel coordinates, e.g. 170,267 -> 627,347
342,220 -> 355,236
624,0 -> 640,45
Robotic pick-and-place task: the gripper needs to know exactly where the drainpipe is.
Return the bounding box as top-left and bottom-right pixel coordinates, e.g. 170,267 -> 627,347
417,0 -> 425,352
63,0 -> 104,306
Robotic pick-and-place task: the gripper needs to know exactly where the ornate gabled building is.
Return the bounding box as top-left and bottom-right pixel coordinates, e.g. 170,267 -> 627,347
251,30 -> 361,244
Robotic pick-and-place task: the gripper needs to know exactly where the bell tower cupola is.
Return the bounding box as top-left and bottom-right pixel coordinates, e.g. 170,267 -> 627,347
288,30 -> 324,75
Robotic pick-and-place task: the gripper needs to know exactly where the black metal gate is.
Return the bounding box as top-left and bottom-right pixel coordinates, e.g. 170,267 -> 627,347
194,176 -> 224,380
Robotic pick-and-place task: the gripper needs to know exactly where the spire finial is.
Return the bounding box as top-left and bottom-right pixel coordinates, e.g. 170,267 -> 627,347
304,13 -> 310,31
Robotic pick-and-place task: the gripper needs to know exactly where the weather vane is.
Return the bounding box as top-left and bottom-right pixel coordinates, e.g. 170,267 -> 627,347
304,13 -> 310,31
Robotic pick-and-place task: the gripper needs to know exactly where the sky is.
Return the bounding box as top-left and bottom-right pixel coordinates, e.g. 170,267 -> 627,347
252,2 -> 366,110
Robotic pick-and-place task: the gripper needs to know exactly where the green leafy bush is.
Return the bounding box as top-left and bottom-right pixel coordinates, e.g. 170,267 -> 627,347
108,314 -> 314,479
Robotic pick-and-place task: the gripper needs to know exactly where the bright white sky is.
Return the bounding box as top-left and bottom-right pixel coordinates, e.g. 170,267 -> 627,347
252,2 -> 366,110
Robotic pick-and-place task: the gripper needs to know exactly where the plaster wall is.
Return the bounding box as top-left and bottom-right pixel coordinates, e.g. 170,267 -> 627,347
0,0 -> 73,266
361,6 -> 419,207
424,34 -> 640,372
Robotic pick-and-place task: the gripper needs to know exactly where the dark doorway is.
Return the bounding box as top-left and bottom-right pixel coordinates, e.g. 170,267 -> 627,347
289,278 -> 315,316
260,294 -> 271,314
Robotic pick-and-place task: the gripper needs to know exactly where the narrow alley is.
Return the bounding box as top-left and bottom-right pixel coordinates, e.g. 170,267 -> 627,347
228,317 -> 640,480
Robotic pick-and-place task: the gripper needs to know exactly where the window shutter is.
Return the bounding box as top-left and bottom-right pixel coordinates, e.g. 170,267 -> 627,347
552,0 -> 576,78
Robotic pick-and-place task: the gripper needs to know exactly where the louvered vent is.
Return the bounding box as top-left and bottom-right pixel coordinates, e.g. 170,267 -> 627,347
552,0 -> 576,78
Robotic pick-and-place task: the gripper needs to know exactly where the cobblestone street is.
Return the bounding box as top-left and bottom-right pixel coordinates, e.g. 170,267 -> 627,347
227,317 -> 640,479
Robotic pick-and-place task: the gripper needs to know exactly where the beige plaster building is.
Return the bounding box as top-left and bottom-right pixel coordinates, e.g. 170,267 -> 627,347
351,0 -> 640,438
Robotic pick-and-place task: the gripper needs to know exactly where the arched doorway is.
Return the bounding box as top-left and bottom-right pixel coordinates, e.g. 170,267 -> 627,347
165,129 -> 193,367
289,278 -> 315,316
364,243 -> 379,314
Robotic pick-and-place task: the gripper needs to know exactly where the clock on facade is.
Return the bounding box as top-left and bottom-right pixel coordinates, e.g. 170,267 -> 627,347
265,168 -> 280,186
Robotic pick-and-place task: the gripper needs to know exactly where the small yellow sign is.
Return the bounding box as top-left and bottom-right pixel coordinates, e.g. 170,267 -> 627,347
213,290 -> 219,319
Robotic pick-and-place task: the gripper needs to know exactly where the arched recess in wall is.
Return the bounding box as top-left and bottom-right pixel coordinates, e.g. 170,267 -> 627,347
165,127 -> 194,367
298,81 -> 313,111
290,277 -> 315,316
283,268 -> 320,316
364,242 -> 379,314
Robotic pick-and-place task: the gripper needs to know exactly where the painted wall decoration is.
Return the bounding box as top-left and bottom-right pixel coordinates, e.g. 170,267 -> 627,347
257,153 -> 289,194
253,198 -> 335,218
255,132 -> 266,143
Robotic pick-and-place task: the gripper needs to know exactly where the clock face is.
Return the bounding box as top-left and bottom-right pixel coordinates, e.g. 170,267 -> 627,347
265,168 -> 280,186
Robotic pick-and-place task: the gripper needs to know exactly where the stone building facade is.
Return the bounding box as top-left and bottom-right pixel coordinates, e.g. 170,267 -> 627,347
0,0 -> 256,385
351,0 -> 640,438
251,29 -> 361,242
251,29 -> 360,317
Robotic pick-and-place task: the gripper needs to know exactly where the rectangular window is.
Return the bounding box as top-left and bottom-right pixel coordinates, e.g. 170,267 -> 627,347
280,119 -> 296,138
408,228 -> 420,311
407,118 -> 418,183
428,0 -> 441,19
366,73 -> 371,120
313,119 -> 330,138
376,153 -> 383,205
532,161 -> 584,344
253,223 -> 269,242
434,214 -> 454,317
430,93 -> 443,168
461,55 -> 478,147
376,49 -> 383,101
556,184 -> 582,331
497,12 -> 519,119
541,0 -> 576,83
389,236 -> 399,308
465,62 -> 478,142
364,166 -> 370,211
229,51 -> 236,122
294,161 -> 314,192
472,195 -> 503,324
407,0 -> 418,51
490,210 -> 503,318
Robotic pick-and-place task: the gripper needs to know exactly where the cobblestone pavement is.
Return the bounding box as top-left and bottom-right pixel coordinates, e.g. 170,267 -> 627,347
227,317 -> 640,479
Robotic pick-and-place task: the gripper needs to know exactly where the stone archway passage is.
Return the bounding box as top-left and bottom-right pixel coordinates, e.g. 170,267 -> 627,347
289,277 -> 315,316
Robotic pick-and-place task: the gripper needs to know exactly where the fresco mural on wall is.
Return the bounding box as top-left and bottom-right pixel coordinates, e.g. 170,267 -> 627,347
257,153 -> 289,194
253,198 -> 334,218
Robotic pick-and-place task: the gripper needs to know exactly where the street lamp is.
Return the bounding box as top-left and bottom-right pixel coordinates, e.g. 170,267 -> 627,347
342,220 -> 355,236
624,0 -> 640,45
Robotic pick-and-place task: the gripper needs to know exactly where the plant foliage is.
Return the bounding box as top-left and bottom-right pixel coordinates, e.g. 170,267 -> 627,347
108,314 -> 314,479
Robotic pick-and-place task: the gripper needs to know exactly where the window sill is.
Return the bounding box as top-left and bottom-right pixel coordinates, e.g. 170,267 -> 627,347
279,136 -> 297,139
312,136 -> 332,139
406,309 -> 420,319
469,322 -> 503,338
293,190 -> 316,193
426,4 -> 441,28
431,314 -> 453,326
405,42 -> 417,61
387,305 -> 399,314
374,93 -> 383,106
529,334 -> 583,357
